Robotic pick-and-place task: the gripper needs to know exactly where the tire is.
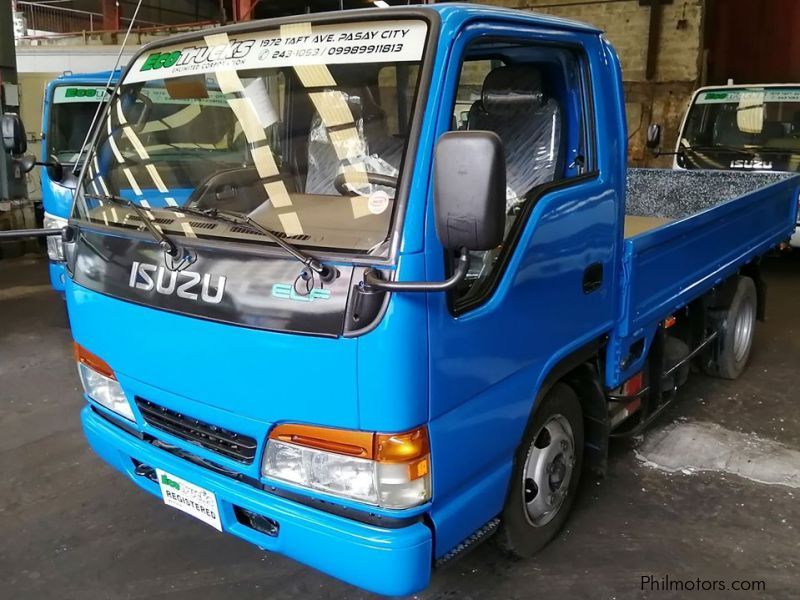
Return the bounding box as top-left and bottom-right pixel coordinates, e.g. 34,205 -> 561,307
705,276 -> 757,380
497,383 -> 584,557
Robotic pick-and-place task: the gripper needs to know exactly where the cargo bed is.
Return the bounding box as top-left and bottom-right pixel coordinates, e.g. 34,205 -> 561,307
608,169 -> 799,386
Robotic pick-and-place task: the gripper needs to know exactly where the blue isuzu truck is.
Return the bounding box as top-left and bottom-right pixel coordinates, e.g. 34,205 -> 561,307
40,70 -> 120,292
1,4 -> 798,596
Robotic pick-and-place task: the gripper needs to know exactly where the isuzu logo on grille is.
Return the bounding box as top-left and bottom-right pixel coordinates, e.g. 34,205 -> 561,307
129,261 -> 226,304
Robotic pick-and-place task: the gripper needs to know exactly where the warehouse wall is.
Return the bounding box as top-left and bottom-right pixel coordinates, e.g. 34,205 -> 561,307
481,0 -> 706,166
18,72 -> 61,202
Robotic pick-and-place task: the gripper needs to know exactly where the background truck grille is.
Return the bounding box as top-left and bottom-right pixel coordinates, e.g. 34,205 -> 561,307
135,398 -> 257,464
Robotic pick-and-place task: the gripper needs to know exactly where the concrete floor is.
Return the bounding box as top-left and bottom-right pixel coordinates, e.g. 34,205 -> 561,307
1,254 -> 798,599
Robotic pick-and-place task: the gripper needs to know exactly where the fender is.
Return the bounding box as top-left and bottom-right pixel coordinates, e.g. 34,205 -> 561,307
516,338 -> 607,477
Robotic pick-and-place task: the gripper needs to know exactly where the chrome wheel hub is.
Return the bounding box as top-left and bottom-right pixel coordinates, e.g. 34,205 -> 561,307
732,298 -> 755,363
522,414 -> 575,527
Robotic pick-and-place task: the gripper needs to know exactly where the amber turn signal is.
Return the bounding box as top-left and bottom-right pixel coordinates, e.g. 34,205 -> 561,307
74,342 -> 116,379
269,423 -> 430,465
374,428 -> 430,463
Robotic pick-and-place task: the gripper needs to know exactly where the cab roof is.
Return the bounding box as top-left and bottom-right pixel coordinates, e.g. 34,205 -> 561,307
50,69 -> 122,85
129,3 -> 602,61
428,2 -> 601,35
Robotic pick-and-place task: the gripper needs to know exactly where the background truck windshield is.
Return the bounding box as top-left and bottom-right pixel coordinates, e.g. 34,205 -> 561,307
75,19 -> 427,255
681,87 -> 800,171
49,85 -> 108,164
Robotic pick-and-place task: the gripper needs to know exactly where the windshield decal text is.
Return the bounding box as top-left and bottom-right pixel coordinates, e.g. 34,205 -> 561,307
125,20 -> 427,84
53,85 -> 108,104
140,40 -> 256,73
697,87 -> 800,104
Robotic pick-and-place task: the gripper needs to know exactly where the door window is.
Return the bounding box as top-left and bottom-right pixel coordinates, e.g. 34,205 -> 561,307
447,40 -> 593,310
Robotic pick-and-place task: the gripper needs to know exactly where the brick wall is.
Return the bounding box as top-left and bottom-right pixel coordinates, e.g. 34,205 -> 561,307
478,0 -> 706,165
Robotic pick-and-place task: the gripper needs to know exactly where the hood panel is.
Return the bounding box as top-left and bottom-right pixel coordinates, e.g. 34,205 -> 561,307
68,278 -> 360,428
70,229 -> 353,336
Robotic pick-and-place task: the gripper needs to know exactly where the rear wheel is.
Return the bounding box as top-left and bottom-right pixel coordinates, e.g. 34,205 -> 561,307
705,276 -> 757,380
498,383 -> 584,557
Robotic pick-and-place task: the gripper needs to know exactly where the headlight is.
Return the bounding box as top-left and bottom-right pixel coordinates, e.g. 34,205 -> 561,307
263,424 -> 431,510
75,343 -> 134,421
43,212 -> 67,262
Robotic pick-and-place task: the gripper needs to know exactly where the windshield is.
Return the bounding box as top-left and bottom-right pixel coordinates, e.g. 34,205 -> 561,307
48,85 -> 109,164
74,19 -> 427,256
680,87 -> 800,171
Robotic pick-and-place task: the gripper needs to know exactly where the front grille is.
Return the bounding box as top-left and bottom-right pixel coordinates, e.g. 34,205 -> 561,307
135,398 -> 257,464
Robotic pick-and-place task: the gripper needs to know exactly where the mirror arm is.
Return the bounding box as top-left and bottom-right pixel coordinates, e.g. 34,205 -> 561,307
361,247 -> 469,293
0,225 -> 74,240
30,159 -> 61,169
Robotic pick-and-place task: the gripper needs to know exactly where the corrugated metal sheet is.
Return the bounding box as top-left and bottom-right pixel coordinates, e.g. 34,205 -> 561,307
707,0 -> 800,84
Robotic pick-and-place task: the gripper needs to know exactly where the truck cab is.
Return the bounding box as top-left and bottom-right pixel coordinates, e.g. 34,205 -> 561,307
672,83 -> 800,245
59,5 -> 797,596
41,71 -> 119,291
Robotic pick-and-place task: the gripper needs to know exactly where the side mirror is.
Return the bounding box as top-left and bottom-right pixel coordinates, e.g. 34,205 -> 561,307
16,155 -> 36,173
434,130 -> 506,251
360,131 -> 507,293
646,123 -> 662,151
1,113 -> 28,156
10,155 -> 65,178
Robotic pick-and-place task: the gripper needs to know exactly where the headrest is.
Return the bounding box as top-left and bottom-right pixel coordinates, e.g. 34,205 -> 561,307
336,87 -> 385,124
481,65 -> 545,115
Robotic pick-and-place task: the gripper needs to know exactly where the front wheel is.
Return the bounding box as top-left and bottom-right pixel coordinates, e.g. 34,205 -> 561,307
498,382 -> 584,557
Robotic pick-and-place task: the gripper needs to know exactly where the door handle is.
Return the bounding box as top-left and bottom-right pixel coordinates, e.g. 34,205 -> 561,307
583,262 -> 603,294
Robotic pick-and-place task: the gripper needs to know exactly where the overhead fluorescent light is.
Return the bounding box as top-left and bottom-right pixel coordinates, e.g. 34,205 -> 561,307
374,1 -> 390,7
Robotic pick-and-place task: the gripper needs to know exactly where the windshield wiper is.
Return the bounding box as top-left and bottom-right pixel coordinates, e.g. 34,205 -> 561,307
682,144 -> 756,157
83,193 -> 181,257
750,146 -> 800,155
174,205 -> 328,276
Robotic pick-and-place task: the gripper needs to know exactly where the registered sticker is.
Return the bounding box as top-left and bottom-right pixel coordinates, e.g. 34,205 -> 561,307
156,468 -> 222,531
368,190 -> 390,215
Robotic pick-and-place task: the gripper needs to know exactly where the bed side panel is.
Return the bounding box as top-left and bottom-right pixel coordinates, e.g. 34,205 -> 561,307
607,176 -> 798,388
629,178 -> 797,332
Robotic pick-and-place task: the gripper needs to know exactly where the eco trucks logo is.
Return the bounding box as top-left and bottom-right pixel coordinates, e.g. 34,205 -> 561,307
139,40 -> 255,72
139,51 -> 182,71
129,261 -> 226,304
65,87 -> 100,98
54,86 -> 108,103
160,474 -> 181,491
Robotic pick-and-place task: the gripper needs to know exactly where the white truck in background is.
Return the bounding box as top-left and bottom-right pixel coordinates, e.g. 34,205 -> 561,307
662,83 -> 800,246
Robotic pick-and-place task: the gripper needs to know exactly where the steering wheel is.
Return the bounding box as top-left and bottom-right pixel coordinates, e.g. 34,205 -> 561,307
334,171 -> 398,196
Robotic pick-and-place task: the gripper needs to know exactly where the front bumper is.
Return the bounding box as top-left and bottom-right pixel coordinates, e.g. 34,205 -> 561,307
81,406 -> 433,596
